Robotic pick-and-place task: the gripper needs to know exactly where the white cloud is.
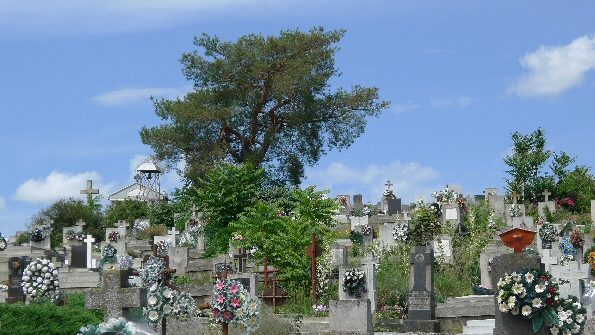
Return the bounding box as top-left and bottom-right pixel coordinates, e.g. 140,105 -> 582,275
0,1 -> 261,36
305,160 -> 441,204
431,98 -> 451,108
458,96 -> 473,108
0,197 -> 5,211
509,35 -> 595,97
93,85 -> 193,106
13,171 -> 116,204
393,102 -> 421,114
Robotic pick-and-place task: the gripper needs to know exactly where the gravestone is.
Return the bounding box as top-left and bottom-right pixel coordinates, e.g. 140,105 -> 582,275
353,194 -> 363,209
354,224 -> 373,249
116,220 -> 129,238
378,222 -> 397,247
489,195 -> 506,217
329,299 -> 373,335
415,195 -> 427,206
103,228 -> 127,257
433,234 -> 452,264
71,244 -> 88,268
5,256 -> 30,304
338,265 -> 376,312
591,200 -> 595,223
403,246 -> 440,333
549,261 -> 590,299
491,252 -> 546,335
329,244 -> 348,267
86,268 -> 147,322
512,216 -> 535,230
167,227 -> 179,247
505,204 -> 525,226
387,198 -> 402,216
540,249 -> 559,273
62,219 -> 85,246
485,188 -> 498,197
442,203 -> 460,225
168,246 -> 189,275
350,215 -> 369,230
30,224 -> 51,250
538,201 -> 556,220
228,273 -> 257,298
448,185 -> 462,197
479,242 -> 509,287
336,195 -> 351,215
361,255 -> 379,312
84,235 -> 96,268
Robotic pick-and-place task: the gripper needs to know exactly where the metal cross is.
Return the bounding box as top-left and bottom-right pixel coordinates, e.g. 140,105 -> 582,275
385,180 -> 393,191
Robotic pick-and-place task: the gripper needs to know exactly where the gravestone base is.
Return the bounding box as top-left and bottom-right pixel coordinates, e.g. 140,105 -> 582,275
329,299 -> 373,335
403,319 -> 440,333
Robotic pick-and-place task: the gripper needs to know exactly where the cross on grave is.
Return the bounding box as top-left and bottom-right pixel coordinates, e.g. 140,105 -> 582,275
43,218 -> 54,229
254,256 -> 289,311
117,220 -> 129,230
167,227 -> 179,247
385,180 -> 393,191
549,262 -> 590,299
84,235 -> 96,268
234,247 -> 250,273
306,233 -> 322,303
80,179 -> 100,196
191,204 -> 199,218
86,268 -> 147,322
511,191 -> 519,205
75,219 -> 86,230
542,189 -> 551,202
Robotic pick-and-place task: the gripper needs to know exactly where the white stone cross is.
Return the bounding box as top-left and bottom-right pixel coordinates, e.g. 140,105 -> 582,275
117,220 -> 129,236
191,204 -> 198,218
84,235 -> 96,268
76,219 -> 86,230
167,227 -> 179,246
542,189 -> 551,202
511,191 -> 519,205
549,261 -> 590,299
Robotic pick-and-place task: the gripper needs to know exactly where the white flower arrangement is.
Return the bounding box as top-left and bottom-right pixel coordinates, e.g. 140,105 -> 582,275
416,198 -> 425,207
547,296 -> 587,335
132,221 -> 150,238
440,187 -> 457,203
78,317 -> 137,335
0,284 -> 8,291
143,283 -> 198,328
392,223 -> 409,242
21,258 -> 60,303
509,204 -> 523,217
211,279 -> 262,334
0,232 -> 7,251
155,240 -> 171,256
140,256 -> 166,288
343,268 -> 367,298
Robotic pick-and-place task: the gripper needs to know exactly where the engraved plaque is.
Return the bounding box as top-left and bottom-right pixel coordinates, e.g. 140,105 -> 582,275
445,208 -> 458,220
433,239 -> 451,257
408,291 -> 431,310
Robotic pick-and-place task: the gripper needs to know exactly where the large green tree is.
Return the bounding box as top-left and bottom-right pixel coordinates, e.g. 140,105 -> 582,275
140,27 -> 390,185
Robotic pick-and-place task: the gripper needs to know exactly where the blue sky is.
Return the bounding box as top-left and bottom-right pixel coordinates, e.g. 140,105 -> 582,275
2,1 -> 595,238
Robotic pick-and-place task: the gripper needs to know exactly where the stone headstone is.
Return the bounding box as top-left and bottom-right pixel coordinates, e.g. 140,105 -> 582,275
591,200 -> 595,223
489,195 -> 506,217
491,252 -> 546,335
442,204 -> 459,224
104,228 -> 127,257
167,227 -> 179,247
353,194 -> 363,208
505,204 -> 525,226
228,273 -> 257,298
403,246 -> 440,333
350,215 -> 368,230
479,242 -> 509,287
30,224 -> 51,250
378,222 -> 397,247
549,261 -> 590,300
485,188 -> 498,197
512,216 -> 535,230
168,246 -> 189,275
433,235 -> 452,264
70,244 -> 88,268
537,201 -> 556,220
329,299 -> 373,335
86,269 -> 147,322
449,185 -> 462,196
338,265 -> 375,309
5,256 -> 30,304
330,244 -> 348,267
386,198 -> 401,216
62,222 -> 84,246
337,195 -> 351,215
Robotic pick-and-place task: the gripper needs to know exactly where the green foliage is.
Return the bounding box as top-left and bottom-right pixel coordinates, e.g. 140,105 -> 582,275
555,165 -> 595,213
195,163 -> 264,257
230,186 -> 338,291
409,207 -> 442,246
140,27 -> 390,184
103,200 -> 150,228
14,232 -> 29,246
29,197 -> 104,246
503,128 -> 552,203
0,293 -> 103,335
376,245 -> 410,312
349,230 -> 363,244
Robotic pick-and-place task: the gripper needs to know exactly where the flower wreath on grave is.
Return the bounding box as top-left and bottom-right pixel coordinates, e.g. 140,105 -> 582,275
343,268 -> 367,298
570,230 -> 585,249
338,195 -> 348,206
179,231 -> 199,249
155,240 -> 170,256
118,254 -> 134,270
548,295 -> 587,335
509,204 -> 523,217
361,224 -> 372,235
21,258 -> 61,303
65,229 -> 77,240
392,223 -> 409,242
75,231 -> 86,241
496,268 -> 561,333
0,232 -> 7,251
99,244 -> 118,271
559,237 -> 577,256
78,317 -> 137,335
539,223 -> 557,242
559,255 -> 574,266
132,220 -> 150,239
349,230 -> 363,245
585,247 -> 595,273
211,278 -> 262,334
440,187 -> 457,203
143,283 -> 198,328
29,225 -> 51,243
382,190 -> 395,199
108,231 -> 120,243
429,202 -> 442,218
140,256 -> 166,287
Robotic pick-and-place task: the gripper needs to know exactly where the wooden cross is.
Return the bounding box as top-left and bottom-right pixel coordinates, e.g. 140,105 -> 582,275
511,191 -> 519,204
234,247 -> 250,273
385,180 -> 393,191
542,189 -> 551,202
83,235 -> 96,268
167,227 -> 179,247
86,269 -> 147,322
80,180 -> 100,196
75,219 -> 86,230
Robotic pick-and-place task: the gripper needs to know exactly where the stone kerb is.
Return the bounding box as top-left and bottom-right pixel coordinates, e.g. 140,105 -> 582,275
491,252 -> 546,335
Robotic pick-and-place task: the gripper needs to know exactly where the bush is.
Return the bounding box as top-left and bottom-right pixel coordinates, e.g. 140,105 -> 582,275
0,293 -> 103,335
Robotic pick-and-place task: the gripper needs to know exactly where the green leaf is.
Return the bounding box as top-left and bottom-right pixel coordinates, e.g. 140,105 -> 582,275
543,306 -> 560,327
532,313 -> 543,333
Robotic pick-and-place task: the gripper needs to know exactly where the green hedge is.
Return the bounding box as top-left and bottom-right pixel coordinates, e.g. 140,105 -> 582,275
0,293 -> 103,335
